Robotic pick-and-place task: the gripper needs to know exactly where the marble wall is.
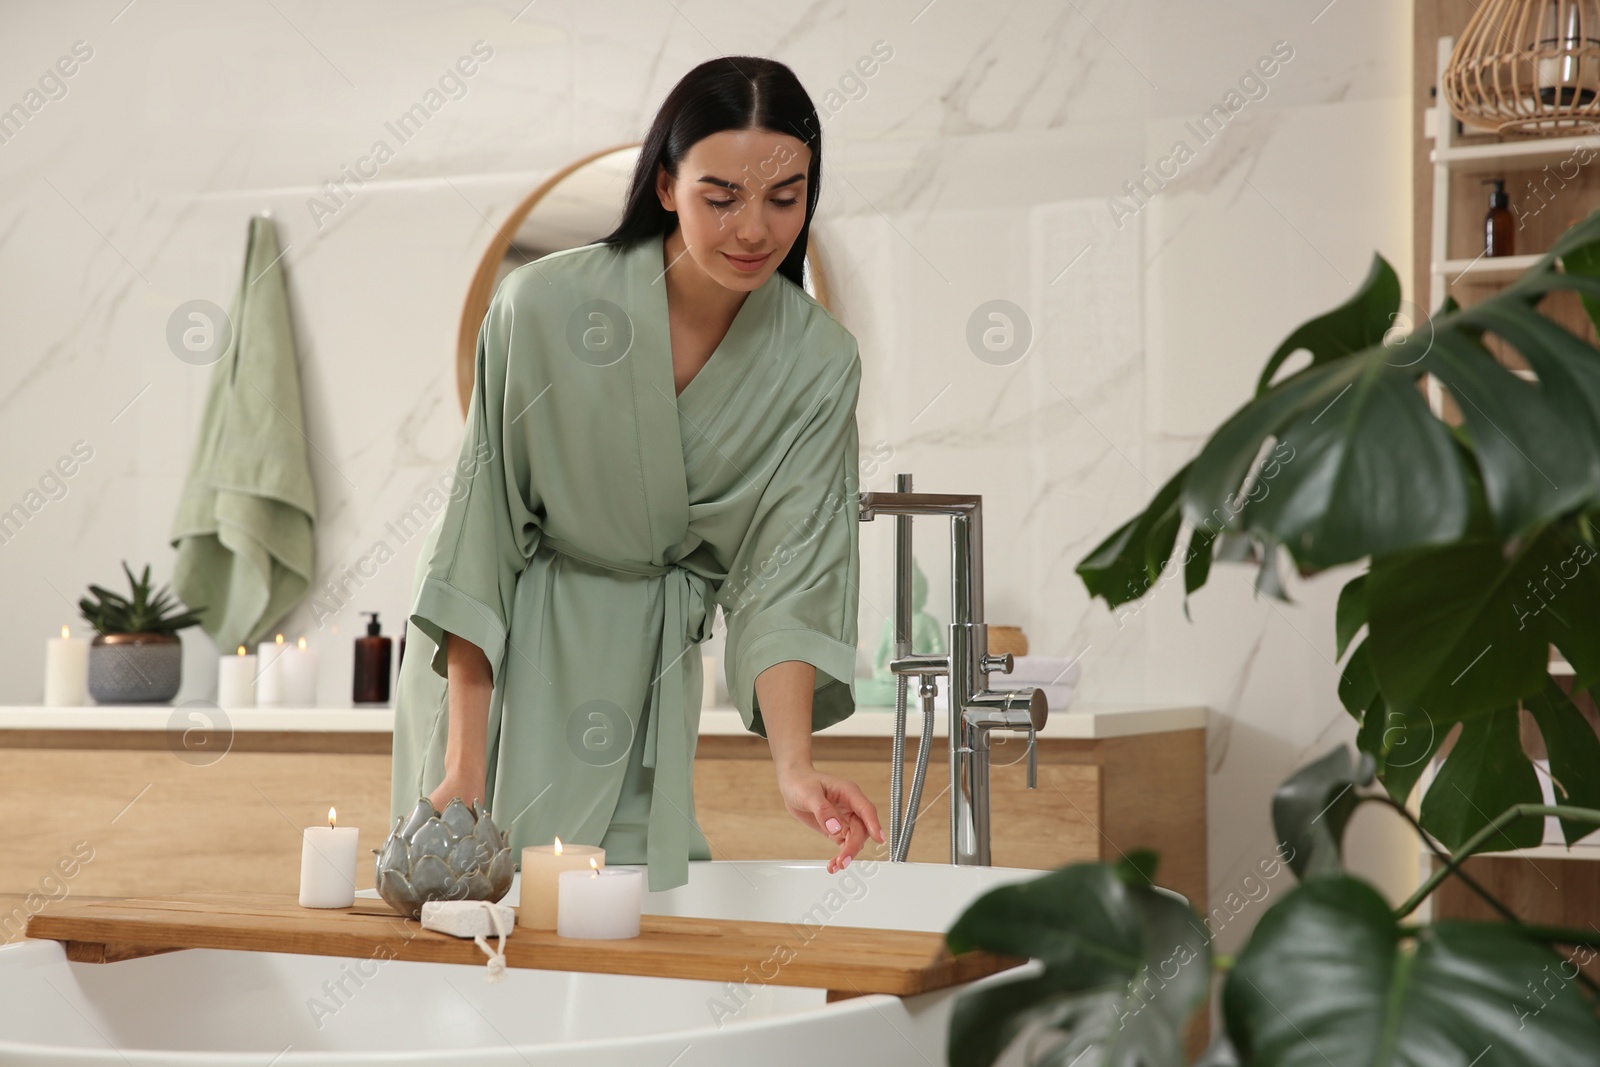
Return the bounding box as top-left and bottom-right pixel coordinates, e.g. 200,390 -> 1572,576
0,0 -> 1416,946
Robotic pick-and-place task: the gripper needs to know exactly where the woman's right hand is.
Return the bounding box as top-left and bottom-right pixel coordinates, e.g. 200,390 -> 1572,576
430,632 -> 493,814
428,771 -> 486,813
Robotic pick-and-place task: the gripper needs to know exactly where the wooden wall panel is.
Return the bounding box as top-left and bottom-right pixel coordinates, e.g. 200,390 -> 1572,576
3,730 -> 1208,962
1100,731 -> 1210,915
1433,856 -> 1600,981
692,742 -> 1104,869
0,747 -> 392,941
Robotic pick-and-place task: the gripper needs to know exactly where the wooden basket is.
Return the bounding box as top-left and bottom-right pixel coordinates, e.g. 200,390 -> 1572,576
1444,0 -> 1600,135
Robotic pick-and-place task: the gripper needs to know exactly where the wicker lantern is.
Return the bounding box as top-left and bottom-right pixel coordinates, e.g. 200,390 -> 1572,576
1443,0 -> 1600,134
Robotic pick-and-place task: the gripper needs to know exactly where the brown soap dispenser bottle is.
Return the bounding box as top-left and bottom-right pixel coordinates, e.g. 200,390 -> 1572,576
353,611 -> 392,704
1485,179 -> 1514,257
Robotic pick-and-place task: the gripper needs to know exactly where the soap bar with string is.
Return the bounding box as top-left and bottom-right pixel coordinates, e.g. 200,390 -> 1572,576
420,900 -> 516,938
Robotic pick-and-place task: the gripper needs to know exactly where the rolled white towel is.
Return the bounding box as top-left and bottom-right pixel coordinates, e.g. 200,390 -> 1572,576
1005,655 -> 1083,688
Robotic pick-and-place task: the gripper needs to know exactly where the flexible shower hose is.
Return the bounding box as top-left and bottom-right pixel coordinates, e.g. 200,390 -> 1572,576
888,671 -> 937,862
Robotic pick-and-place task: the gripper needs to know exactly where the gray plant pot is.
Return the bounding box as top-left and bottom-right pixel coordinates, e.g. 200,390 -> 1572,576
88,633 -> 183,704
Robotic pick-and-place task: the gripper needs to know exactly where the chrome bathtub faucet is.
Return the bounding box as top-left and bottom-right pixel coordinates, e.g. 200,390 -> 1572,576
858,473 -> 1048,866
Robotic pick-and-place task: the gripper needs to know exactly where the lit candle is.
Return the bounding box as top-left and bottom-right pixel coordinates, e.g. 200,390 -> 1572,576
44,624 -> 88,706
281,635 -> 319,706
557,857 -> 643,939
519,837 -> 604,930
218,645 -> 256,709
256,633 -> 287,706
299,806 -> 359,908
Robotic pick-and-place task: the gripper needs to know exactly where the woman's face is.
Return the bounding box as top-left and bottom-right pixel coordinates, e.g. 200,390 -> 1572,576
656,127 -> 812,292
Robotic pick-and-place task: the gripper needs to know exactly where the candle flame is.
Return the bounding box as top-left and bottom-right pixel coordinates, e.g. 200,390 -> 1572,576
236,645 -> 247,656
60,624 -> 69,639
298,636 -> 308,650
275,633 -> 285,645
589,856 -> 599,871
328,807 -> 337,828
553,837 -> 563,855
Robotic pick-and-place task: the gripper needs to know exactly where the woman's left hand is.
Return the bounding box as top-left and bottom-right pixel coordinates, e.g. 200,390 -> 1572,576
776,766 -> 884,873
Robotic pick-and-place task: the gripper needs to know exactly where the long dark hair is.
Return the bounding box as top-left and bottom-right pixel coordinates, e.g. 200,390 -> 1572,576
597,57 -> 822,291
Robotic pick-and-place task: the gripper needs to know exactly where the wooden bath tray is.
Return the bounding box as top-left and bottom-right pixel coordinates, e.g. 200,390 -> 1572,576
25,891 -> 1025,999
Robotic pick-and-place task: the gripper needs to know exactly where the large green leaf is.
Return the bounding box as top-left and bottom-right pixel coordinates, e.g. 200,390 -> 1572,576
1364,537 -> 1552,721
1524,678 -> 1600,846
1558,219 -> 1600,329
1183,525 -> 1215,599
1254,253 -> 1404,395
1341,644 -> 1443,803
1368,700 -> 1445,805
1419,707 -> 1544,852
1337,639 -> 1377,720
1367,699 -> 1446,806
1224,877 -> 1600,1065
1461,301 -> 1600,479
1362,519 -> 1600,729
1271,746 -> 1362,880
1524,527 -> 1600,691
1336,636 -> 1452,809
1334,573 -> 1366,660
946,859 -> 1210,1067
1182,353 -> 1468,571
1423,330 -> 1600,538
1076,462 -> 1190,610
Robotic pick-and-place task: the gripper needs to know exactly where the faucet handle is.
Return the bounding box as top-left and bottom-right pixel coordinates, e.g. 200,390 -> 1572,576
1026,725 -> 1037,789
982,653 -> 1013,675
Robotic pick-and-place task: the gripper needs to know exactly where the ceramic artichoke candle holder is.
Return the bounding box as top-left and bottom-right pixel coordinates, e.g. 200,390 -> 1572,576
374,796 -> 514,919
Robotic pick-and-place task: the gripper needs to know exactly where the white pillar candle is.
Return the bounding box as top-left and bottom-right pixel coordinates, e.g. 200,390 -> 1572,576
299,806 -> 359,908
281,636 -> 319,706
218,645 -> 256,709
557,861 -> 643,939
256,634 -> 288,706
519,838 -> 604,930
44,624 -> 89,706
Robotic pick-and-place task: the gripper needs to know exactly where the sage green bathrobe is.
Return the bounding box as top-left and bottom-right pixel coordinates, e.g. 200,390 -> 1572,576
390,230 -> 862,891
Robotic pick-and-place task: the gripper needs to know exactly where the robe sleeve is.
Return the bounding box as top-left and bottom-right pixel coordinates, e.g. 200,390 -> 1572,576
720,347 -> 862,738
407,281 -> 540,690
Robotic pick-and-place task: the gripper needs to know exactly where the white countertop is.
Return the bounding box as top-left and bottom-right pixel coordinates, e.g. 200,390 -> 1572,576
0,702 -> 1207,740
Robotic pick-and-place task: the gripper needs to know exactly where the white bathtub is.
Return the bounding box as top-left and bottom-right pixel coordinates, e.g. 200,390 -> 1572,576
1,860 -> 1044,1065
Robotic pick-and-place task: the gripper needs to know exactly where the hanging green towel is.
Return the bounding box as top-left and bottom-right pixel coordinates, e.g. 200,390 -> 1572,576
170,213 -> 316,655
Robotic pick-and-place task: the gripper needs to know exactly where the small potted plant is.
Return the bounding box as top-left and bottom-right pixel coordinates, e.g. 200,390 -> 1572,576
79,561 -> 206,704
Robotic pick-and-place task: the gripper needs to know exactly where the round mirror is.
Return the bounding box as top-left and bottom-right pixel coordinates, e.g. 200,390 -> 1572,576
455,142 -> 835,418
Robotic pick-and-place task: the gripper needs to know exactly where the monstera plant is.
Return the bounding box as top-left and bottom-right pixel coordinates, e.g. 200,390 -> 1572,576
946,751 -> 1600,1065
1082,210 -> 1600,852
944,211 -> 1600,1063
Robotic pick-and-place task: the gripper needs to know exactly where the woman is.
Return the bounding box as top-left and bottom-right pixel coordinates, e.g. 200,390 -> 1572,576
390,56 -> 884,893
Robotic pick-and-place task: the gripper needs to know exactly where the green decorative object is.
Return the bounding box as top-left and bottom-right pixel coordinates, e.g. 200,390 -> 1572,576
856,557 -> 944,705
375,796 -> 515,920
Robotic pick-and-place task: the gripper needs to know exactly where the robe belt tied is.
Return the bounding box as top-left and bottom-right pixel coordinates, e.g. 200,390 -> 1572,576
535,532 -> 712,890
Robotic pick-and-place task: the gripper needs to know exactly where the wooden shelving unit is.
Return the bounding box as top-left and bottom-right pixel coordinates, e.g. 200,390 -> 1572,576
1435,252 -> 1544,282
1426,35 -> 1600,319
1412,22 -> 1600,945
